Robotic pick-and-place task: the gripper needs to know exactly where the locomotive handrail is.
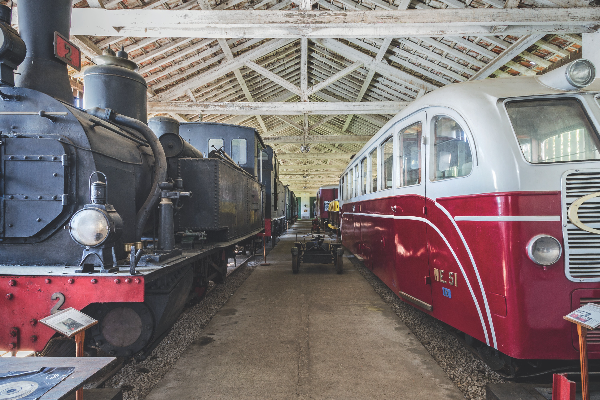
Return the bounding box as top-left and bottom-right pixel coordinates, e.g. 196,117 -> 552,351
568,192 -> 600,235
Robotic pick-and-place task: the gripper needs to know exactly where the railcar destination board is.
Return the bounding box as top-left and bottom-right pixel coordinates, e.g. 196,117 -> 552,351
564,303 -> 600,330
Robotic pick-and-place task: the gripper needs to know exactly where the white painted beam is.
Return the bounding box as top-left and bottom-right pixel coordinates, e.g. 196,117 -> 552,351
148,101 -> 408,115
265,135 -> 371,143
278,153 -> 354,160
71,8 -> 600,38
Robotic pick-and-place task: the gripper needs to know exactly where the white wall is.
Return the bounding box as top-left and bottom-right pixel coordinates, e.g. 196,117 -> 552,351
300,195 -> 311,219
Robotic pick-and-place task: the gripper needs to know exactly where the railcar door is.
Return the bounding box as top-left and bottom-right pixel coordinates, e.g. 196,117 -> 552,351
424,108 -> 476,317
391,113 -> 432,310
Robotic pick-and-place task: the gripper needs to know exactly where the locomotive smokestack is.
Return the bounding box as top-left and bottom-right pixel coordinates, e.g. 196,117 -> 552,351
15,0 -> 74,103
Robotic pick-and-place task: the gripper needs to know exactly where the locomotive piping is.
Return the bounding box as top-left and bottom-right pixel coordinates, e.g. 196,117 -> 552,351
87,107 -> 167,239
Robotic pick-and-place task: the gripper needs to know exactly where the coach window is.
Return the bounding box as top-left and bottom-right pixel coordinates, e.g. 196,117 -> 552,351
231,139 -> 247,165
397,122 -> 422,187
382,136 -> 394,190
369,148 -> 377,193
208,138 -> 224,152
354,165 -> 359,197
348,168 -> 354,199
431,116 -> 472,181
340,176 -> 345,200
360,157 -> 367,195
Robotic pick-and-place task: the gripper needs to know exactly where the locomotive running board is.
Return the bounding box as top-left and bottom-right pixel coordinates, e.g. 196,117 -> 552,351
398,291 -> 433,312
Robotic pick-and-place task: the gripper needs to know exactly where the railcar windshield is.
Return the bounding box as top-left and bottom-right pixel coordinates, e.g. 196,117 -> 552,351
506,98 -> 600,164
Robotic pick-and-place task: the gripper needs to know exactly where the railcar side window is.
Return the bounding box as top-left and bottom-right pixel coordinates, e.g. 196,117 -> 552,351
506,98 -> 600,163
370,148 -> 377,193
397,122 -> 422,187
208,138 -> 224,152
382,136 -> 393,190
431,116 -> 472,181
231,139 -> 247,165
354,165 -> 359,197
348,168 -> 354,199
361,158 -> 367,195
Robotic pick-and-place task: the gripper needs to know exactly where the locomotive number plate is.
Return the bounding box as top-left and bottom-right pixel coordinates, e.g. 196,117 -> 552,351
54,32 -> 81,71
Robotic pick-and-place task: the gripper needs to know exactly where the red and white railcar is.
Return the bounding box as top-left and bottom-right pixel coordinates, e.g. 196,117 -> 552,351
339,59 -> 600,371
316,185 -> 339,228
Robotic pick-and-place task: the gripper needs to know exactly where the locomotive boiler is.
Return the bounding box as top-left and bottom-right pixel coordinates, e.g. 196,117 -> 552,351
0,0 -> 264,358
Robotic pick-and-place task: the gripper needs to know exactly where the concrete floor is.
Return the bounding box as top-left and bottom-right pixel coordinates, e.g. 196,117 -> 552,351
146,220 -> 464,400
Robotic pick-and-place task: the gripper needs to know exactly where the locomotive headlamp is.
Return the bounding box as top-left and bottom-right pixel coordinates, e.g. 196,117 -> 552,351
527,235 -> 562,266
69,207 -> 112,247
538,59 -> 596,91
69,172 -> 123,273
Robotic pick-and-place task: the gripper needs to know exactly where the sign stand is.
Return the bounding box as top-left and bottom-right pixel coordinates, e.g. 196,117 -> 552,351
577,324 -> 589,400
40,308 -> 98,400
563,303 -> 600,400
260,234 -> 270,266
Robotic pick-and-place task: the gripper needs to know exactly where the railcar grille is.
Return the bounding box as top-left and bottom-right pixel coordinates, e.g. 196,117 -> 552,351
580,298 -> 600,344
563,170 -> 600,281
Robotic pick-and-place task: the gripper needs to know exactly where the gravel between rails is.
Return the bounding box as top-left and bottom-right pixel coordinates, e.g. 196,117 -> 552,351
104,260 -> 258,400
349,254 -> 507,400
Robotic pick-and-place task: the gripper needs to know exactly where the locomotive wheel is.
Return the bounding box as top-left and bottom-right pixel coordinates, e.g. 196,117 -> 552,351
89,302 -> 154,357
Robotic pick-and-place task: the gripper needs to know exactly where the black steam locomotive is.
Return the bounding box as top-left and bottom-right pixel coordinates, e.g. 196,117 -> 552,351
0,0 -> 294,357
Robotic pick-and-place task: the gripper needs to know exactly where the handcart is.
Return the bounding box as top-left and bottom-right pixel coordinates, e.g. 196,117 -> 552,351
290,234 -> 344,274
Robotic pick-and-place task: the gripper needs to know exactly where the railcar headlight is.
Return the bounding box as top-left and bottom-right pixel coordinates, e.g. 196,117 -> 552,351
566,59 -> 596,88
527,235 -> 562,266
69,208 -> 111,247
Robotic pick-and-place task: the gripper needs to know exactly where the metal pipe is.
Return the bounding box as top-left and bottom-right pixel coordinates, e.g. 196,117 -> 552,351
86,107 -> 168,239
158,197 -> 175,251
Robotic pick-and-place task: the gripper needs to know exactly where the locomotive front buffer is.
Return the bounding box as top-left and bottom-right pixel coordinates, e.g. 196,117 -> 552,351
290,235 -> 344,274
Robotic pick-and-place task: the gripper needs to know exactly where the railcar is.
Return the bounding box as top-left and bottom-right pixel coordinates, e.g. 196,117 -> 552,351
316,185 -> 338,230
260,146 -> 287,245
339,58 -> 600,375
0,0 -> 264,358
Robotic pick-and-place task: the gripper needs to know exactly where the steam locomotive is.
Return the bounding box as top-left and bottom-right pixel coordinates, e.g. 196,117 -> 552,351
0,0 -> 294,357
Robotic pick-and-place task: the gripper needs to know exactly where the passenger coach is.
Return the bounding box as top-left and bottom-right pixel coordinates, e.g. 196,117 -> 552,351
339,59 -> 600,374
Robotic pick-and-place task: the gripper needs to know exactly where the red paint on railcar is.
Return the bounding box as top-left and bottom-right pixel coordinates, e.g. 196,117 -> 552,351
342,191 -> 600,360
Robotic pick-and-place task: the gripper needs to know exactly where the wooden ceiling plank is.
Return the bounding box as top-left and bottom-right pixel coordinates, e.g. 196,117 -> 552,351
155,38 -> 294,100
245,61 -> 304,96
469,34 -> 544,80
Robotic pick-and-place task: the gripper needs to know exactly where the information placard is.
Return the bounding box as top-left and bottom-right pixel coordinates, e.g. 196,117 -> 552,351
564,303 -> 600,330
40,308 -> 97,338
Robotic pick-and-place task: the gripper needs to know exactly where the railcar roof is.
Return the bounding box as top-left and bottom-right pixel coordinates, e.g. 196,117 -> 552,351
343,76 -> 600,174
